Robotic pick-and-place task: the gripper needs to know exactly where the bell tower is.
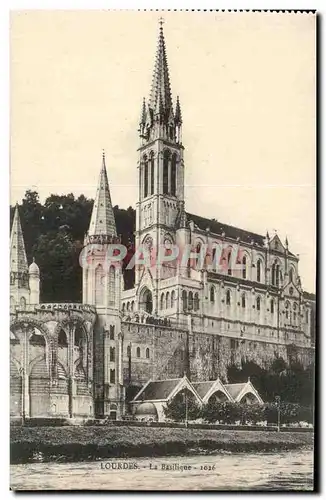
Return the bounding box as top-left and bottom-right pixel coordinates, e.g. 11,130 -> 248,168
135,21 -> 185,308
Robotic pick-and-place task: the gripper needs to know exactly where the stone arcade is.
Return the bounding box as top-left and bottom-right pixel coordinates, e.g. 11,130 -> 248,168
10,22 -> 315,421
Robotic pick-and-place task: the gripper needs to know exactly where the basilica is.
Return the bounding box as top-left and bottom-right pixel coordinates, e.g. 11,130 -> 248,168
10,23 -> 315,421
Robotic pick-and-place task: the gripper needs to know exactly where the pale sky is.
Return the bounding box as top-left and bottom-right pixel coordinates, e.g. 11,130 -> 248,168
10,10 -> 316,292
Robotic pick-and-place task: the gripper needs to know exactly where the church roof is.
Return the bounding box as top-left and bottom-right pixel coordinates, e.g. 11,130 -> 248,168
187,212 -> 265,247
88,152 -> 117,237
10,204 -> 28,274
149,23 -> 174,117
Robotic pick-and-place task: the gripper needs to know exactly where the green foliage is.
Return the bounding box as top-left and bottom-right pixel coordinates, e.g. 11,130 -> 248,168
164,389 -> 201,422
10,190 -> 136,302
227,359 -> 314,407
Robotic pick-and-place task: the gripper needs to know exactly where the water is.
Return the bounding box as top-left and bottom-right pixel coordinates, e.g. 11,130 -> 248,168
10,449 -> 313,491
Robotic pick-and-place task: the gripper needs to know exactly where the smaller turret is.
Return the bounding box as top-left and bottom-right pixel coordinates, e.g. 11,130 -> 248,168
29,257 -> 40,305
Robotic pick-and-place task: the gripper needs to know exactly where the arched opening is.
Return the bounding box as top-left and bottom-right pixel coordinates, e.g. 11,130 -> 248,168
150,152 -> 155,195
136,347 -> 141,358
171,290 -> 176,309
108,266 -> 115,306
208,390 -> 228,404
242,256 -> 247,279
110,347 -> 115,362
10,358 -> 22,416
166,291 -> 170,310
20,297 -> 26,310
227,250 -> 232,276
194,293 -> 199,311
256,296 -> 261,312
182,290 -> 187,311
270,299 -> 274,314
239,392 -> 259,405
272,263 -> 276,286
163,150 -> 170,195
210,286 -> 215,303
226,290 -> 231,306
160,293 -> 165,310
144,155 -> 148,198
75,364 -> 88,395
145,347 -> 150,359
139,287 -> 153,314
188,291 -> 193,311
171,153 -> 177,196
58,329 -> 68,347
29,356 -> 50,417
241,293 -> 246,308
257,259 -> 261,282
95,264 -> 104,305
289,267 -> 294,283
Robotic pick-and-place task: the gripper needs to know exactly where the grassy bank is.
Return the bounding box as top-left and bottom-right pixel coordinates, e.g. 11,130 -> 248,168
11,425 -> 313,464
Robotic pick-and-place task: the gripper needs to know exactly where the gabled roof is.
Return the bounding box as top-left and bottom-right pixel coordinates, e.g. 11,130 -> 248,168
186,213 -> 265,247
224,383 -> 247,400
88,152 -> 117,237
133,378 -> 182,402
10,204 -> 28,274
192,381 -> 215,399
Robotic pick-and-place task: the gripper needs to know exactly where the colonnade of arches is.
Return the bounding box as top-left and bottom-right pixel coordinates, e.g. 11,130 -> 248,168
141,149 -> 178,200
10,317 -> 93,419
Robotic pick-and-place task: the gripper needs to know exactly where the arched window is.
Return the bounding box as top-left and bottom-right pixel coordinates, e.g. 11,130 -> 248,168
144,156 -> 148,198
226,290 -> 231,306
150,152 -> 155,195
136,347 -> 141,358
127,345 -> 131,357
182,290 -> 187,311
160,293 -> 165,310
194,293 -> 199,311
242,256 -> 247,279
171,153 -> 177,196
227,251 -> 232,276
272,263 -> 276,286
108,266 -> 115,305
212,247 -> 217,270
256,296 -> 261,311
131,301 -> 134,312
306,310 -> 309,323
241,293 -> 246,308
110,369 -> 115,384
276,264 -> 280,287
210,286 -> 215,303
145,347 -> 150,359
188,291 -> 193,310
122,303 -> 125,312
95,264 -> 104,305
20,296 -> 26,309
110,347 -> 115,362
289,267 -> 294,282
171,290 -> 176,308
166,291 -> 170,309
257,259 -> 261,282
58,329 -> 68,347
163,150 -> 170,195
110,325 -> 115,340
270,299 -> 274,314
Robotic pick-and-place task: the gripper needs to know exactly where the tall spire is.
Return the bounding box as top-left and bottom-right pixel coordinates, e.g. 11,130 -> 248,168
10,204 -> 28,274
149,20 -> 174,117
88,152 -> 117,237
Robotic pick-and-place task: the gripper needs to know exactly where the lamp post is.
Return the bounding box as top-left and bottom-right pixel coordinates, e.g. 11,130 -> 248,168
275,395 -> 281,432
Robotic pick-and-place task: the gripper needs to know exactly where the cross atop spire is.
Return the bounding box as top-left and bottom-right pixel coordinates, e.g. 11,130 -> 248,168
149,21 -> 173,116
10,204 -> 28,274
88,152 -> 117,237
158,17 -> 165,28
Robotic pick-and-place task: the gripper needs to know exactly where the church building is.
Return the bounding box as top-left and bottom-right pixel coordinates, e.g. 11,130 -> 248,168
10,22 -> 315,421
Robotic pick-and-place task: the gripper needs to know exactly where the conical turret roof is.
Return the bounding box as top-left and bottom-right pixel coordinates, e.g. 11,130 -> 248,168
10,204 -> 28,273
88,152 -> 117,237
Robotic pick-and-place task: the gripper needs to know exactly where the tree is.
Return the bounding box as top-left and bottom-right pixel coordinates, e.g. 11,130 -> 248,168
164,389 -> 201,422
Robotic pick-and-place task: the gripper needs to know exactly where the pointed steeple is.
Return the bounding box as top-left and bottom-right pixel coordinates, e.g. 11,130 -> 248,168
149,21 -> 174,117
175,95 -> 182,124
88,152 -> 117,237
10,204 -> 28,274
